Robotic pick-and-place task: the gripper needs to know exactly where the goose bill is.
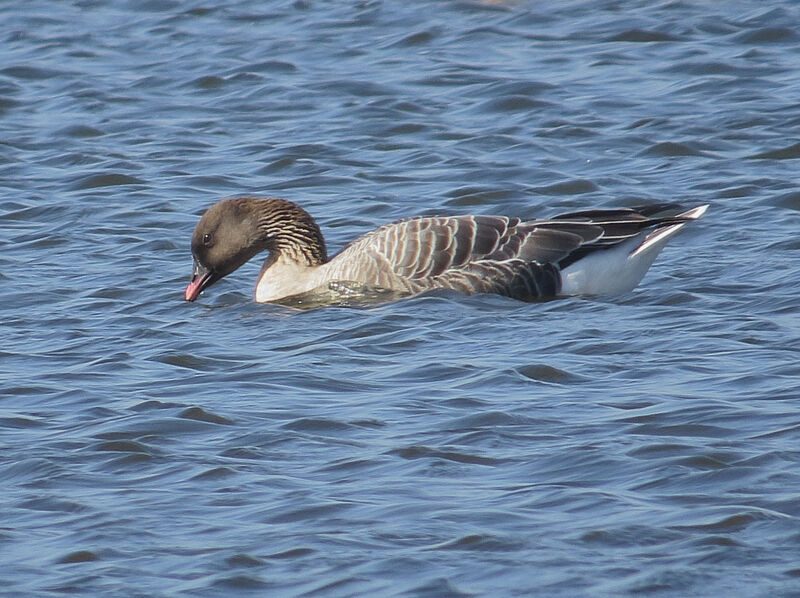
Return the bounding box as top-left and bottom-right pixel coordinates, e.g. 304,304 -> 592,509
185,260 -> 213,301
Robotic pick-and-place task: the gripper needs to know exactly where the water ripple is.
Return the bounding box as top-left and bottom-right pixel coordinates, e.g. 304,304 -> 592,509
2,1 -> 800,597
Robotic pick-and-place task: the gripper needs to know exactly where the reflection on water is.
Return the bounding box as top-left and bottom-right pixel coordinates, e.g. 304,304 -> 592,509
275,281 -> 408,310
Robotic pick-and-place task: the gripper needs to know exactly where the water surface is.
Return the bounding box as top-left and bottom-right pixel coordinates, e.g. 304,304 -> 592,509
2,1 -> 800,596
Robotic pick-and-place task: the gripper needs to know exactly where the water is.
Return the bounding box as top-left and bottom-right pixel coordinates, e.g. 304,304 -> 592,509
2,1 -> 800,596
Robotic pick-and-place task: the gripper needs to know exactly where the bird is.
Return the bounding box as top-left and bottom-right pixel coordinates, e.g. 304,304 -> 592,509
184,196 -> 707,305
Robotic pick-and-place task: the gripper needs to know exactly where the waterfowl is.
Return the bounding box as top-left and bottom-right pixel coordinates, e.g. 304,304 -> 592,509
184,196 -> 707,305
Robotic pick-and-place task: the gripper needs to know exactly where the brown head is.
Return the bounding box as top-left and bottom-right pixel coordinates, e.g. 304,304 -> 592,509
184,197 -> 327,301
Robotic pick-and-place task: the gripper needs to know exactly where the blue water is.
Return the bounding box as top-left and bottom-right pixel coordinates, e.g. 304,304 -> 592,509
2,1 -> 800,596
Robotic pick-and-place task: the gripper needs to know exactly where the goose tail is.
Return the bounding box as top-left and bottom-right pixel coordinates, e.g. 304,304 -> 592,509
559,204 -> 708,296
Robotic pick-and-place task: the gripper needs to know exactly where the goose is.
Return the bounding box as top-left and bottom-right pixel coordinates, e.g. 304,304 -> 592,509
184,196 -> 707,305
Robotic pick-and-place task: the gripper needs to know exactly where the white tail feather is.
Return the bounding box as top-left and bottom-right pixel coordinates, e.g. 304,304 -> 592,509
630,221 -> 686,259
677,204 -> 709,220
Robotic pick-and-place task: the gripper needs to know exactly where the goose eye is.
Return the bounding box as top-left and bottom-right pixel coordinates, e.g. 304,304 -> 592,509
202,233 -> 214,247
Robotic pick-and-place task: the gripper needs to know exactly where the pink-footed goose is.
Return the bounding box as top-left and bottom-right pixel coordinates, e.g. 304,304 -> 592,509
184,197 -> 707,304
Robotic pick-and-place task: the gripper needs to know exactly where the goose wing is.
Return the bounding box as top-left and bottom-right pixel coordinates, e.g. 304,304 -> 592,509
367,215 -> 602,279
327,204 -> 701,299
548,202 -> 700,268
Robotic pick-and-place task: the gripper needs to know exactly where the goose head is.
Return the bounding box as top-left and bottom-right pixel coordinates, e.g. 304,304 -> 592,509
185,197 -> 327,301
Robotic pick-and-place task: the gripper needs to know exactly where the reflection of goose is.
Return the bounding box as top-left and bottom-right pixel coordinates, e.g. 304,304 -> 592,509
184,197 -> 707,304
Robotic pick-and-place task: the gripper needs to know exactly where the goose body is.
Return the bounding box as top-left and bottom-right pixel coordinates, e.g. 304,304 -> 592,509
184,197 -> 707,305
